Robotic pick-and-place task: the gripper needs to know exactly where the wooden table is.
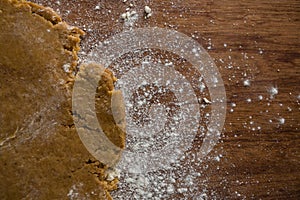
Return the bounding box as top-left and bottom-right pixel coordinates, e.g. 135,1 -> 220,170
33,0 -> 300,199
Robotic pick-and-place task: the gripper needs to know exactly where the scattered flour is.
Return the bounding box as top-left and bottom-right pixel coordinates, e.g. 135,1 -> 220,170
243,79 -> 251,87
268,86 -> 278,99
278,117 -> 285,125
120,10 -> 138,27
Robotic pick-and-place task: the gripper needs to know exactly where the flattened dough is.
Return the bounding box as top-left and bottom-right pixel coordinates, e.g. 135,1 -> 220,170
0,0 -> 124,199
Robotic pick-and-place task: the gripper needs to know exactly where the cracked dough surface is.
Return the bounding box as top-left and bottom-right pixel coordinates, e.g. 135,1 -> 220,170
0,0 -> 124,199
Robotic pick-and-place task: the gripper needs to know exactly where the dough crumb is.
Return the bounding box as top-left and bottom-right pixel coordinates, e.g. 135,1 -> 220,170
106,168 -> 121,181
144,5 -> 152,18
203,97 -> 212,104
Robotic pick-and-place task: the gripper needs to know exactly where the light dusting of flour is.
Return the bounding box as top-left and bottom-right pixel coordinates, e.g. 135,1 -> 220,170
83,26 -> 226,199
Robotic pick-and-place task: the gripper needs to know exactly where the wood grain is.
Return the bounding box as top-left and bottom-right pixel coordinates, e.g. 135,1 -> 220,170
32,0 -> 300,199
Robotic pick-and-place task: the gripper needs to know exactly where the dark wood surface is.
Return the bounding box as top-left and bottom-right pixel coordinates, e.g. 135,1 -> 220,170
32,0 -> 300,199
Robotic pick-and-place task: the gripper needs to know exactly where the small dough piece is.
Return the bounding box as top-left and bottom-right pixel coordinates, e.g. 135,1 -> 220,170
0,0 -> 123,199
95,65 -> 126,150
72,62 -> 126,168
